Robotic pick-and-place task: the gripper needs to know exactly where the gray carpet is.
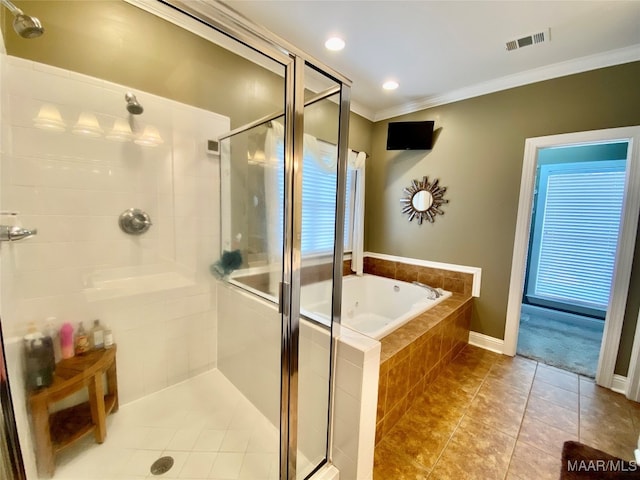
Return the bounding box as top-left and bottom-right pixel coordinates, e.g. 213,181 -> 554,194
517,309 -> 603,378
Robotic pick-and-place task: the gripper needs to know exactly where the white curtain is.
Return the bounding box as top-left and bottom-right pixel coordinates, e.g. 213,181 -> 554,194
264,121 -> 285,294
349,150 -> 367,275
264,123 -> 366,279
263,122 -> 326,291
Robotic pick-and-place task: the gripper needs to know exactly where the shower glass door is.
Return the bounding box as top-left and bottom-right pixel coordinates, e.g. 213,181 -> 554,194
294,63 -> 348,479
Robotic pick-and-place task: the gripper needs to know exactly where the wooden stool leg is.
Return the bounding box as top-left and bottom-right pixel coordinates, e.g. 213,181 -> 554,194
31,397 -> 55,477
87,373 -> 106,443
106,357 -> 119,412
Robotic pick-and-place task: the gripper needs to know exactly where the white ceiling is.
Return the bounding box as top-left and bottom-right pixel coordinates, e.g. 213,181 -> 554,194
227,0 -> 640,121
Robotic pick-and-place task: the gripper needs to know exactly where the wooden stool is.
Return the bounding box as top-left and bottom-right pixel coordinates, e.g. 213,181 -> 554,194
29,346 -> 118,477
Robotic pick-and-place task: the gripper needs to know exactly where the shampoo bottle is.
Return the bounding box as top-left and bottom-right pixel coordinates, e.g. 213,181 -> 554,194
44,317 -> 62,364
24,325 -> 55,390
60,322 -> 74,359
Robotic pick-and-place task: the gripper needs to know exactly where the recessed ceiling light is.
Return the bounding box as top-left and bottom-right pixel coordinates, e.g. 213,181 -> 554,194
383,80 -> 399,90
325,36 -> 345,51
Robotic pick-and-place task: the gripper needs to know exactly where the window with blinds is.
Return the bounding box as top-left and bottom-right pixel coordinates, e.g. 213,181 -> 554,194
276,140 -> 355,256
525,159 -> 626,316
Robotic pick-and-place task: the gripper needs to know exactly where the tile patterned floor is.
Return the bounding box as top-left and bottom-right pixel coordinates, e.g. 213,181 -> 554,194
50,370 -> 281,480
373,344 -> 640,480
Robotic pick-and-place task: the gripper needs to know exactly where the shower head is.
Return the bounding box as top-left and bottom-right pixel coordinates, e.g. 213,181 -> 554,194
125,92 -> 144,115
1,0 -> 44,39
13,12 -> 44,38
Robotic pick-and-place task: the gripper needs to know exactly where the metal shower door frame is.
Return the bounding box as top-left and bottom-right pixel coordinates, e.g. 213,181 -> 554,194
142,1 -> 353,479
0,324 -> 26,479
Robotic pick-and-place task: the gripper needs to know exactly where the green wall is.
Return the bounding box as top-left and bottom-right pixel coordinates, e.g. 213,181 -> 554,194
367,62 -> 640,375
4,1 -> 285,128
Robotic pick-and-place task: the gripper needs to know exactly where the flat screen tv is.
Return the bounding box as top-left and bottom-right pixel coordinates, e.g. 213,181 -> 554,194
386,120 -> 434,150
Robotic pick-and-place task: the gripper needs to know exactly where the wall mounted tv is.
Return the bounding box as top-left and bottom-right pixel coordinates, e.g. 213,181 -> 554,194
386,120 -> 435,150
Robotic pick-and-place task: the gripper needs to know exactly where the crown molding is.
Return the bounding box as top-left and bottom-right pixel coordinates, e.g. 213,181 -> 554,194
372,44 -> 640,122
348,100 -> 375,122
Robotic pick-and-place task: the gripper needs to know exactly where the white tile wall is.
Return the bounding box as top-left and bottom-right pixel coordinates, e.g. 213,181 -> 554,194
333,325 -> 381,480
218,282 -> 380,480
216,283 -> 281,425
0,54 -> 229,477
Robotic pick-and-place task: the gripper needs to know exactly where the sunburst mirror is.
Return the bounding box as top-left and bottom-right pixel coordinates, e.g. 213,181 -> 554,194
400,176 -> 449,224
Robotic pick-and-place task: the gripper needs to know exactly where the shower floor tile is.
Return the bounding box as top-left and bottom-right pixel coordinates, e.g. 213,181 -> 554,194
49,369 -> 280,480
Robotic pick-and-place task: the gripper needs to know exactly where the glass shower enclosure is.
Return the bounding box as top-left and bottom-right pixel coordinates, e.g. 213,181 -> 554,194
0,1 -> 351,479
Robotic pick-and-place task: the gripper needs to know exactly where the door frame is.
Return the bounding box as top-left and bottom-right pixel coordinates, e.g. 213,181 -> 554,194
504,126 -> 640,391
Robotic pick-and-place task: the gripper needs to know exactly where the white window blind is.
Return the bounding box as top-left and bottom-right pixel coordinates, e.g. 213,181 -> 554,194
276,140 -> 355,256
526,160 -> 626,313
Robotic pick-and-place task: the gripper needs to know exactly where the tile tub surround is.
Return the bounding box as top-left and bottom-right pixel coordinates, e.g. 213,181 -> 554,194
362,256 -> 474,297
376,295 -> 473,443
341,254 -> 476,443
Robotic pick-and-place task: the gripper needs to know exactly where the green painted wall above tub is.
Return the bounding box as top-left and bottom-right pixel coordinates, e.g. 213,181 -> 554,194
366,61 -> 640,375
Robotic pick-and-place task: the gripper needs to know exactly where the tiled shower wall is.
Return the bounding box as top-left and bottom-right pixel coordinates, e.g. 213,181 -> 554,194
0,55 -> 229,405
217,283 -> 331,468
217,283 -> 380,479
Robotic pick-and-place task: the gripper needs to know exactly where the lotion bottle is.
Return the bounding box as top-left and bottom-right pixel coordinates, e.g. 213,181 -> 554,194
75,322 -> 89,355
90,319 -> 104,350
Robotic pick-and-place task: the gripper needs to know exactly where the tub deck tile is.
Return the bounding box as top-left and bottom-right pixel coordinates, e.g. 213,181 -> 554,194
376,293 -> 473,438
380,293 -> 471,362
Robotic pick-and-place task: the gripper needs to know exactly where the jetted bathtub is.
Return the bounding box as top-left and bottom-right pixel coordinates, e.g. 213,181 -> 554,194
301,273 -> 452,340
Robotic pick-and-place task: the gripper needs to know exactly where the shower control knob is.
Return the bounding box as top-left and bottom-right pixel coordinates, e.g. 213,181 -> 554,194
0,225 -> 38,242
118,208 -> 152,235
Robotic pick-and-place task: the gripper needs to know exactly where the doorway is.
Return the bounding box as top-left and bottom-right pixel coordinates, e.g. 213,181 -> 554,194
504,126 -> 640,391
516,142 -> 628,377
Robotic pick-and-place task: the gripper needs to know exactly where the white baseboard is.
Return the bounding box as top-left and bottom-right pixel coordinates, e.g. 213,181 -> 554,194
468,331 -> 505,354
611,374 -> 628,394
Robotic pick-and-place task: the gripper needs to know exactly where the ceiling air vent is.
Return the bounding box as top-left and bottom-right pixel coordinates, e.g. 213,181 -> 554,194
505,28 -> 550,52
